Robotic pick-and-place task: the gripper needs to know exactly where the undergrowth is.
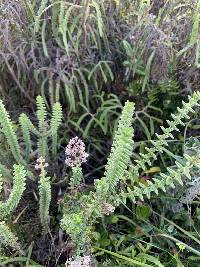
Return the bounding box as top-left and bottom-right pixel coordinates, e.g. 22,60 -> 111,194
1,0 -> 200,267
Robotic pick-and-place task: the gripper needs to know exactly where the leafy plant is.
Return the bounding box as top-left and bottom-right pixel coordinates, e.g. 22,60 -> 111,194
61,91 -> 200,263
0,96 -> 62,174
0,165 -> 26,252
1,1 -> 200,266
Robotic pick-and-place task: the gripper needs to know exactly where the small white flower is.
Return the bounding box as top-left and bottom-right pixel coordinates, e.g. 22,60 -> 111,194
66,255 -> 91,267
35,157 -> 48,170
102,203 -> 115,215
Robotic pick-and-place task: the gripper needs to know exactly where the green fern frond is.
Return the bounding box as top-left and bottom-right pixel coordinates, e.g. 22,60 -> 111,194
49,102 -> 62,157
101,101 -> 135,194
104,128 -> 134,193
0,101 -> 24,165
113,100 -> 134,138
37,160 -> 51,234
0,165 -> 26,219
39,176 -> 51,234
19,114 -> 32,160
36,96 -> 48,158
133,91 -> 200,175
36,96 -> 48,133
90,101 -> 134,206
0,221 -> 21,252
19,113 -> 39,135
128,153 -> 198,203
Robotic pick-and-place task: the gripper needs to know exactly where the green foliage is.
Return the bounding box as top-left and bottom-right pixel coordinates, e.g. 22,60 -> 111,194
19,113 -> 32,160
0,165 -> 26,220
61,91 -> 200,259
0,96 -> 62,165
23,0 -> 115,108
127,151 -> 195,202
0,165 -> 26,253
37,158 -> 51,234
35,96 -> 63,158
36,96 -> 48,158
49,101 -> 63,157
1,1 -> 200,266
133,91 -> 200,176
0,164 -> 12,182
0,96 -> 62,245
19,96 -> 62,161
70,165 -> 83,189
61,100 -> 135,254
0,101 -> 25,165
70,93 -> 122,138
61,211 -> 91,256
0,221 -> 21,252
95,101 -> 134,200
0,175 -> 2,196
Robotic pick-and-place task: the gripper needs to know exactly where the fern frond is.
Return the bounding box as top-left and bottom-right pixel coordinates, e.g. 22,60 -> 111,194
19,114 -> 32,160
92,101 -> 134,208
128,153 -> 198,202
103,101 -> 134,192
133,91 -> 200,175
0,221 -> 21,252
36,95 -> 48,132
49,102 -> 62,157
39,176 -> 51,234
36,96 -> 48,158
0,101 -> 24,165
113,101 -> 134,138
105,129 -> 133,192
20,113 -> 39,135
37,158 -> 51,234
0,165 -> 26,219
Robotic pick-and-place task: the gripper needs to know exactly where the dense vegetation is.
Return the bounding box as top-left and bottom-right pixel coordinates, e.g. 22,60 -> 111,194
1,0 -> 200,266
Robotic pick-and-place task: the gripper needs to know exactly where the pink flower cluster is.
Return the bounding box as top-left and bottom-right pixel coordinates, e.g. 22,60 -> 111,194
65,137 -> 89,167
101,203 -> 115,215
66,255 -> 91,267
